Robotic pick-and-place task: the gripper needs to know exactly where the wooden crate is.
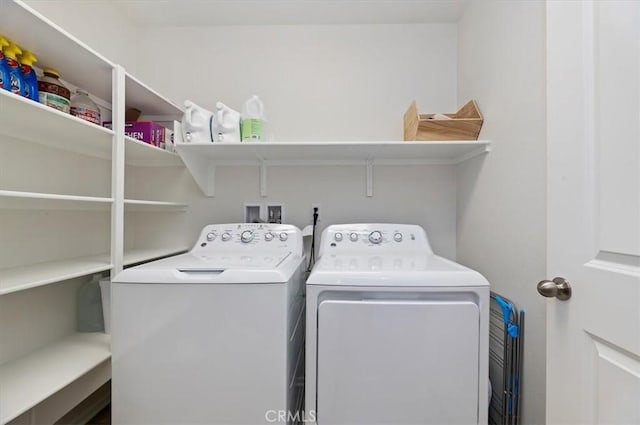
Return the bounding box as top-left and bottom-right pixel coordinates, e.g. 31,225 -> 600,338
403,100 -> 483,141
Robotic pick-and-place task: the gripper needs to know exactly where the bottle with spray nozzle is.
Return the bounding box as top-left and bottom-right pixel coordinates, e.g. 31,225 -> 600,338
0,36 -> 11,93
19,50 -> 39,101
3,42 -> 25,96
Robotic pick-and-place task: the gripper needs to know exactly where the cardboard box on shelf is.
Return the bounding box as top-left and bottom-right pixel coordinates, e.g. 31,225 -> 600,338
103,121 -> 166,146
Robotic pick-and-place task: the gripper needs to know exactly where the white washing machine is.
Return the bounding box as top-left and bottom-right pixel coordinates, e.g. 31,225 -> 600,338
112,223 -> 305,425
305,224 -> 489,425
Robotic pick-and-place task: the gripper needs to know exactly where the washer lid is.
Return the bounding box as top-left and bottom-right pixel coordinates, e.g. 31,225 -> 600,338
113,251 -> 302,284
306,254 -> 489,287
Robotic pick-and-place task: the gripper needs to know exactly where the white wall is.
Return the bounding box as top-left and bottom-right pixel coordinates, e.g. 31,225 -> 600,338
23,0 -> 138,72
136,24 -> 460,258
136,24 -> 457,141
187,164 -> 458,259
456,1 -> 547,424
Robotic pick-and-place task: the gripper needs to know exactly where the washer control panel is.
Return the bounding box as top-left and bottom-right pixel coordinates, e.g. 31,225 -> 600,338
319,223 -> 432,257
193,223 -> 302,254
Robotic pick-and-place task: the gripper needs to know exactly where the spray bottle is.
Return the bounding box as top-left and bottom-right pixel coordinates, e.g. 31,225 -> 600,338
3,42 -> 25,96
19,50 -> 39,101
0,36 -> 12,92
241,95 -> 266,141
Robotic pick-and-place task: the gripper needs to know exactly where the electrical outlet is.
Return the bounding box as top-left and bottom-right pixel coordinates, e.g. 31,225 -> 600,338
244,203 -> 263,223
266,203 -> 284,224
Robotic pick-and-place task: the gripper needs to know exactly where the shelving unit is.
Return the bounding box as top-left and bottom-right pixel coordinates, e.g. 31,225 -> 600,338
0,333 -> 111,425
124,199 -> 188,211
124,247 -> 190,267
0,190 -> 113,210
0,90 -> 114,160
0,255 -> 112,296
125,135 -> 183,166
175,140 -> 491,197
0,1 -> 189,423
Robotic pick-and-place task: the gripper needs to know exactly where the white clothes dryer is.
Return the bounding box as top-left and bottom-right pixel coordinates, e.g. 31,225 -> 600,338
112,224 -> 305,424
305,224 -> 489,425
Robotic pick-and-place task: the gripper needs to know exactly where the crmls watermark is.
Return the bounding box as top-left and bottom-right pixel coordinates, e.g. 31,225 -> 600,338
265,410 -> 316,423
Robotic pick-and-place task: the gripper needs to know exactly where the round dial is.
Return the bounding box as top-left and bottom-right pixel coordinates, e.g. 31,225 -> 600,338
206,232 -> 216,241
279,232 -> 288,241
334,232 -> 343,242
394,232 -> 403,242
349,232 -> 359,242
264,232 -> 274,241
368,231 -> 383,244
221,232 -> 232,242
241,230 -> 254,243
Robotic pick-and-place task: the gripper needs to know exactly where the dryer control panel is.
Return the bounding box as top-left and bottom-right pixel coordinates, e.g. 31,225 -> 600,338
318,224 -> 433,257
192,223 -> 303,256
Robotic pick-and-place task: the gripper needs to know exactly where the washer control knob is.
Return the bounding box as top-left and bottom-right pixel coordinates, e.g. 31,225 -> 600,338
334,232 -> 343,242
350,232 -> 359,242
279,232 -> 289,241
221,232 -> 232,242
206,232 -> 216,241
368,231 -> 383,244
394,232 -> 403,242
241,230 -> 254,243
264,232 -> 274,242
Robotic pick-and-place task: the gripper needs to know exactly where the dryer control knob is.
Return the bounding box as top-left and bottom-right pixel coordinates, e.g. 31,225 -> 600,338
241,230 -> 254,243
334,232 -> 343,242
369,231 -> 383,244
264,232 -> 274,241
206,232 -> 216,241
279,232 -> 288,241
394,232 -> 403,242
221,232 -> 232,242
350,232 -> 359,242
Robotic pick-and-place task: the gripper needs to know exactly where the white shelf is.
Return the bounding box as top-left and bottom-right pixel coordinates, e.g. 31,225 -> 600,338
125,72 -> 183,118
175,140 -> 491,163
125,136 -> 183,166
124,199 -> 188,211
0,90 -> 114,159
0,190 -> 113,210
175,140 -> 491,196
0,332 -> 111,425
0,255 -> 112,296
123,247 -> 189,266
0,1 -> 114,102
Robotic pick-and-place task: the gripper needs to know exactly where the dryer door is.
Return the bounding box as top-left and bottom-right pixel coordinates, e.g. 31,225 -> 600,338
316,299 -> 479,424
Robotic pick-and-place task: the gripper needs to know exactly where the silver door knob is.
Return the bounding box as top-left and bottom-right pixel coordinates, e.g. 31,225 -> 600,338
537,277 -> 572,301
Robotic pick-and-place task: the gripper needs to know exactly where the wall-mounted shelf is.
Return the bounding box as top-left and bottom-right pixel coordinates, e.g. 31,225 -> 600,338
0,255 -> 112,296
0,190 -> 113,210
0,332 -> 111,425
0,90 -> 114,160
124,136 -> 183,167
123,247 -> 189,266
124,199 -> 188,211
125,72 -> 183,119
0,1 -> 114,102
175,140 -> 491,197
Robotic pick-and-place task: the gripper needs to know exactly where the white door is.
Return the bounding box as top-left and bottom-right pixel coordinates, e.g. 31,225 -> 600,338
546,1 -> 640,424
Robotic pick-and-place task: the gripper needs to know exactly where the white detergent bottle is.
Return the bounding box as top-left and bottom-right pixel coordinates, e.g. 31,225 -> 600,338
241,95 -> 266,141
182,100 -> 214,143
214,102 -> 241,143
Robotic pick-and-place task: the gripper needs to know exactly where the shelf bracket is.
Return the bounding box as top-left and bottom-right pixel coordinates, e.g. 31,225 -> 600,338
366,160 -> 374,197
260,161 -> 268,197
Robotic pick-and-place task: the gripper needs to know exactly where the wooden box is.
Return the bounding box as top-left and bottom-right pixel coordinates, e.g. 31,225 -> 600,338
403,100 -> 483,141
